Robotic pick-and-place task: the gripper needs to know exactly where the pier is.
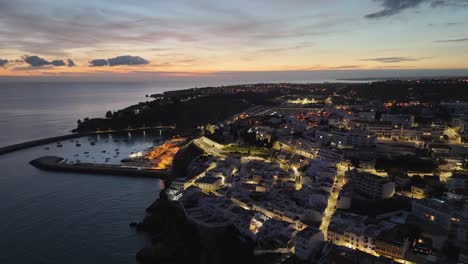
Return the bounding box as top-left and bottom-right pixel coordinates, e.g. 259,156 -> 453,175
30,156 -> 170,179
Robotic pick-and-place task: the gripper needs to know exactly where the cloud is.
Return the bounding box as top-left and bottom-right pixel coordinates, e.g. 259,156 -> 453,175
0,0 -> 347,60
89,56 -> 149,67
89,59 -> 109,67
67,59 -> 76,67
50,59 -> 66,66
361,56 -> 429,63
23,55 -> 51,66
329,65 -> 362,69
21,55 -> 70,67
107,55 -> 149,66
434,37 -> 468,43
365,0 -> 468,19
0,59 -> 8,67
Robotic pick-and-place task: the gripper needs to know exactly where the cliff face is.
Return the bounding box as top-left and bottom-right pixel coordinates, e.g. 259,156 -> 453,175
136,193 -> 254,264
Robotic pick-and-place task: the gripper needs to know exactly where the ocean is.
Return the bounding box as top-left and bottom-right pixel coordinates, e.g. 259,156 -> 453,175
0,82 -> 191,264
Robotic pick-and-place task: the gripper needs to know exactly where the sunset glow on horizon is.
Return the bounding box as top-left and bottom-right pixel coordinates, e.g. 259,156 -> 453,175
1,0 -> 468,80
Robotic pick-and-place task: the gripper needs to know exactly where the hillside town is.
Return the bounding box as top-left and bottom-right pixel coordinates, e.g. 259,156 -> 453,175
149,79 -> 468,264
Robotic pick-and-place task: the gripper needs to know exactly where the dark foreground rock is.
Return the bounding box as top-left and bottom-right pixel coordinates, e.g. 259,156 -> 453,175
136,192 -> 255,264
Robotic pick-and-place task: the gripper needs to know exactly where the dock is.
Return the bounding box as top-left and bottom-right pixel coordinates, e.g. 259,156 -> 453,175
30,156 -> 170,179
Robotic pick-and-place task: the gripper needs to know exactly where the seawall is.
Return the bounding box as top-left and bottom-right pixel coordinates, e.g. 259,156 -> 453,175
0,133 -> 85,156
30,156 -> 170,179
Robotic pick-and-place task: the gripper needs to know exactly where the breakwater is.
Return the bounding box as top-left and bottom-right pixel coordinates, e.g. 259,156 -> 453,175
30,156 -> 170,179
0,133 -> 85,156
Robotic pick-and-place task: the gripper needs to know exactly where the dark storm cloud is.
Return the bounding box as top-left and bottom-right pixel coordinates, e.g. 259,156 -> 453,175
67,59 -> 76,67
107,55 -> 149,66
89,59 -> 109,67
365,0 -> 468,18
50,59 -> 66,66
0,59 -> 8,67
434,37 -> 468,43
361,56 -> 428,63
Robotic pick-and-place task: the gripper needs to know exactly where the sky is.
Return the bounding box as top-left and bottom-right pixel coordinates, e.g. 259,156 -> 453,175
0,0 -> 468,81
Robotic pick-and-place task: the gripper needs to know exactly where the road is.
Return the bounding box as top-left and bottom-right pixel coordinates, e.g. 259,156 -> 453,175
319,162 -> 346,239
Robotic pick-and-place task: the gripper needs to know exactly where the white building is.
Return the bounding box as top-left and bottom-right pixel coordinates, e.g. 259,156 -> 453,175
381,114 -> 415,128
352,121 -> 393,138
347,170 -> 395,199
327,213 -> 392,255
316,147 -> 343,162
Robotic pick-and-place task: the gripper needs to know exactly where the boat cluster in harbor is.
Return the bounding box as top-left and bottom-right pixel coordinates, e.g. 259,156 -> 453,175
40,132 -> 162,166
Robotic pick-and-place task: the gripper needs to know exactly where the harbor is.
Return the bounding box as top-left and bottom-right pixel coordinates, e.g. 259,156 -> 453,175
29,136 -> 191,179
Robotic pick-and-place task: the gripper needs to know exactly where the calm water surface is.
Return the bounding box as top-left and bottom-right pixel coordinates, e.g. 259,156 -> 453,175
0,82 -> 190,264
0,82 -> 172,147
